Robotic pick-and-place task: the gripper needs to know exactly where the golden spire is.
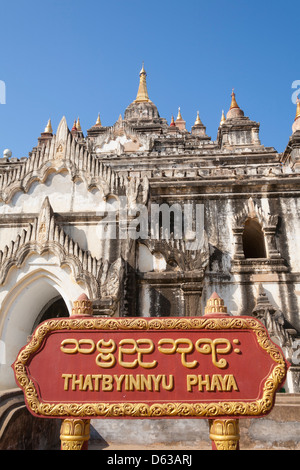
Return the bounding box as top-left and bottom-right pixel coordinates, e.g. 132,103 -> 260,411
220,109 -> 226,126
176,107 -> 183,121
134,63 -> 151,103
76,117 -> 82,131
295,97 -> 300,121
44,119 -> 53,134
230,88 -> 240,110
194,110 -> 202,126
72,119 -> 77,130
95,113 -> 102,126
170,115 -> 176,127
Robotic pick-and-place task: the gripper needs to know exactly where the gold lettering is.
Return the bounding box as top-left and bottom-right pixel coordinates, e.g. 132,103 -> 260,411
186,374 -> 238,392
195,338 -> 232,369
161,375 -> 174,391
92,374 -> 102,391
60,339 -> 78,354
96,339 -> 116,368
62,373 -> 72,390
226,374 -> 239,391
82,374 -> 93,391
151,374 -> 162,391
78,339 -> 96,354
198,374 -> 211,391
118,339 -> 157,369
114,374 -> 125,391
218,374 -> 228,390
72,374 -> 84,390
187,374 -> 198,392
210,374 -> 222,391
129,374 -> 141,391
158,338 -> 197,368
140,374 -> 153,391
102,375 -> 113,391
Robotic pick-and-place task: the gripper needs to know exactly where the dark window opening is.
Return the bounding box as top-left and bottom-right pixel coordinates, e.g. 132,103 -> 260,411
242,218 -> 267,258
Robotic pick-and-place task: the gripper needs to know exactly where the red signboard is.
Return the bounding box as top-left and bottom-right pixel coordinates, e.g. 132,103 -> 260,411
12,315 -> 288,420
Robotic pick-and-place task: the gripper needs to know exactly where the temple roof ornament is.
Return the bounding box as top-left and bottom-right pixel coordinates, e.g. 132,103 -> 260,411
44,119 -> 53,134
175,107 -> 186,130
76,117 -> 82,131
71,119 -> 77,131
170,115 -> 176,127
226,89 -> 244,119
95,113 -> 102,126
220,110 -> 226,126
134,63 -> 151,103
194,111 -> 202,126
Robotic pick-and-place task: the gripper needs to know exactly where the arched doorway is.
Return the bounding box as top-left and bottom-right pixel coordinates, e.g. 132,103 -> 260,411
0,262 -> 86,391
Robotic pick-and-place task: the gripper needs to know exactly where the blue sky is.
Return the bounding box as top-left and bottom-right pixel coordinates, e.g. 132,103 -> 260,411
0,0 -> 299,157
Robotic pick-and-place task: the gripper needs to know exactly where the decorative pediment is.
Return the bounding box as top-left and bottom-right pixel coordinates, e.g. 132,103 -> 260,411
233,197 -> 278,229
0,197 -> 124,311
0,117 -> 126,203
92,116 -> 153,155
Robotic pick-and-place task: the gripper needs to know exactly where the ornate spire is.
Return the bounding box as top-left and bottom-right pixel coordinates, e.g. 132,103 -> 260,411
95,113 -> 102,126
194,111 -> 202,126
76,117 -> 82,131
71,119 -> 77,131
175,107 -> 186,130
134,63 -> 151,103
220,110 -> 226,126
176,107 -> 183,121
229,89 -> 239,110
44,119 -> 53,134
170,115 -> 176,127
227,89 -> 244,119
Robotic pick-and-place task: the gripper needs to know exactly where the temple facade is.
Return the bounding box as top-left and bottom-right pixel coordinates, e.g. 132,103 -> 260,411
1,65 -> 300,447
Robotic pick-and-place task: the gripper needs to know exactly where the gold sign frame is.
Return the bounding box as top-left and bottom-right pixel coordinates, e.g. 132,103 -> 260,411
13,316 -> 287,419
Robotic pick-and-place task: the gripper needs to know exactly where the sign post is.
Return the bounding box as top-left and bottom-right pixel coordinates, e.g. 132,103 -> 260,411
12,292 -> 289,450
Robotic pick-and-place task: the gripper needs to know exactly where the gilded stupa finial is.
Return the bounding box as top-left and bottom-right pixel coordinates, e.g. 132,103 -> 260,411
134,63 -> 151,103
194,111 -> 202,126
44,118 -> 53,134
230,88 -> 240,110
170,115 -> 176,127
95,113 -> 102,126
176,107 -> 183,121
220,109 -> 226,126
76,117 -> 82,131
